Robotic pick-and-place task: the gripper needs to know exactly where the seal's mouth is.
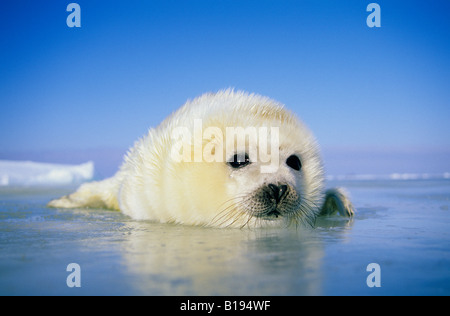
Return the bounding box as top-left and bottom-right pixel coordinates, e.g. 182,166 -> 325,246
266,210 -> 281,218
254,208 -> 283,220
211,184 -> 306,227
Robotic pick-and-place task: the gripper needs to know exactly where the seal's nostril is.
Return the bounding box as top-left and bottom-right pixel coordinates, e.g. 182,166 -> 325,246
279,185 -> 288,200
268,184 -> 288,203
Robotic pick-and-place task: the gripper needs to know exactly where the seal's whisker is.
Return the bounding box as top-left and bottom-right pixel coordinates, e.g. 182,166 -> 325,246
298,196 -> 321,227
210,195 -> 252,227
215,195 -> 247,210
240,211 -> 255,229
210,196 -> 245,220
219,205 -> 246,228
210,207 -> 238,227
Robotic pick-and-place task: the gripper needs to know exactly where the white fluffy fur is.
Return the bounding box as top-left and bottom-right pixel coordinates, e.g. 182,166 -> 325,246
48,90 -> 353,227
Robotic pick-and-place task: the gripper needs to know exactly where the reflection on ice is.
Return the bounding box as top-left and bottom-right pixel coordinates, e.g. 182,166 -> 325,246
119,223 -> 328,295
115,215 -> 355,295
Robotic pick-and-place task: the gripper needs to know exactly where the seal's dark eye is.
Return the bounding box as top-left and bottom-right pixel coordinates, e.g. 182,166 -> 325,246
286,155 -> 302,171
228,153 -> 251,169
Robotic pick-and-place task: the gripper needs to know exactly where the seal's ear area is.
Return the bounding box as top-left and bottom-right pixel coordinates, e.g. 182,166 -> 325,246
319,188 -> 355,217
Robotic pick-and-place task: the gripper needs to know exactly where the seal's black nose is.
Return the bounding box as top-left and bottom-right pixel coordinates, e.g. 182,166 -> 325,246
268,184 -> 288,203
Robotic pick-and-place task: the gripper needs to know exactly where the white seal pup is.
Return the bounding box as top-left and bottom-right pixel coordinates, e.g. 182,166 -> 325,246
48,90 -> 354,228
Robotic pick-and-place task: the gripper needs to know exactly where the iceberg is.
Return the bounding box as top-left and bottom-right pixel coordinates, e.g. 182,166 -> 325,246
0,160 -> 94,186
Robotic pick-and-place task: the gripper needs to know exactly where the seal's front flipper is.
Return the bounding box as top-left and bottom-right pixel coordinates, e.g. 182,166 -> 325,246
319,188 -> 355,217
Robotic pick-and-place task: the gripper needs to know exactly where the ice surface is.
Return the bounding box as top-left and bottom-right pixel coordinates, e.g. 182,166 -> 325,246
326,172 -> 450,181
0,160 -> 94,187
0,178 -> 449,296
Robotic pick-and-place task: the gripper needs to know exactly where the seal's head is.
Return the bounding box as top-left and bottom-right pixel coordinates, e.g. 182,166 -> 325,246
164,90 -> 325,228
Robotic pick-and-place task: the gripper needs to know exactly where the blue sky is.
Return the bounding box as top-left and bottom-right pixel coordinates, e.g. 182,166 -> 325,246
1,0 -> 449,176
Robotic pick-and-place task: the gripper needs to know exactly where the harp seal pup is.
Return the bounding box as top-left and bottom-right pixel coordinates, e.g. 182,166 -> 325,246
48,90 -> 354,228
